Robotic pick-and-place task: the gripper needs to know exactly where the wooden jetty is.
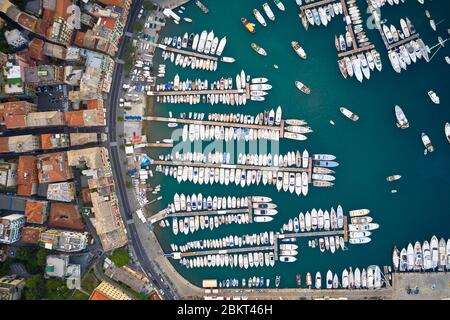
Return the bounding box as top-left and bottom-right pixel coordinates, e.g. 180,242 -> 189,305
275,216 -> 348,242
180,245 -> 275,257
337,0 -> 375,58
146,143 -> 173,148
300,0 -> 339,11
387,33 -> 420,51
156,43 -> 218,61
149,87 -> 249,96
337,44 -> 375,58
366,2 -> 420,51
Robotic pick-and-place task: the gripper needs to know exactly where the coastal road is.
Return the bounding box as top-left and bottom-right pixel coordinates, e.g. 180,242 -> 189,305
106,0 -> 178,300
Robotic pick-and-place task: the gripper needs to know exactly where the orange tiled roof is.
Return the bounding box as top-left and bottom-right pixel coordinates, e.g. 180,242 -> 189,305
25,200 -> 48,224
64,111 -> 85,127
86,99 -> 103,110
5,114 -> 26,129
97,0 -> 126,7
40,134 -> 56,150
37,151 -> 72,183
99,17 -> 116,30
0,138 -> 8,153
28,38 -> 47,61
89,290 -> 111,300
17,156 -> 38,197
42,9 -> 54,23
17,13 -> 37,31
20,226 -> 44,244
74,31 -> 85,47
55,0 -> 73,20
49,202 -> 85,230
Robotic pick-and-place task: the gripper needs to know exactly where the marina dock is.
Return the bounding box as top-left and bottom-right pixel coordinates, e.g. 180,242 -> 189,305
149,87 -> 249,96
179,245 -> 275,258
156,43 -> 219,61
366,2 -> 420,51
337,0 -> 375,58
300,0 -> 338,11
150,158 -> 313,186
149,199 -> 255,224
143,115 -> 307,139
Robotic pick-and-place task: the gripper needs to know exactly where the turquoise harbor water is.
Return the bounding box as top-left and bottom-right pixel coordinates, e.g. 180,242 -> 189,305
146,0 -> 450,288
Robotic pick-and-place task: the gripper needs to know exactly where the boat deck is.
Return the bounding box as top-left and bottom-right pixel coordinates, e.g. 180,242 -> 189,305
157,43 -> 218,61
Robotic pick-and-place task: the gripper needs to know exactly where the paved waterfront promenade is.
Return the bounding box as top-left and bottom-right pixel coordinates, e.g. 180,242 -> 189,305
133,221 -> 450,300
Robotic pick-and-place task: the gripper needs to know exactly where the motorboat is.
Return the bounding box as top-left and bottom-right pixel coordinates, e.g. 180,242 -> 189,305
251,43 -> 267,56
349,237 -> 371,244
388,51 -> 401,73
216,37 -> 227,56
263,2 -> 276,21
421,132 -> 434,153
295,81 -> 311,94
315,272 -> 322,289
291,41 -> 307,59
279,256 -> 297,262
273,0 -> 285,11
386,175 -> 401,182
241,17 -> 256,33
349,209 -> 370,217
350,216 -> 373,224
253,9 -> 267,27
395,105 -> 409,129
428,90 -> 440,104
340,107 -> 359,121
392,246 -> 400,271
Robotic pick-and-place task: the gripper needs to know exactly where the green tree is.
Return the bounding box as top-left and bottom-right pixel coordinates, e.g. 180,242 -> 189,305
110,248 -> 130,267
0,259 -> 11,277
25,275 -> 46,300
15,247 -> 34,261
36,248 -> 48,267
142,1 -> 156,11
134,22 -> 144,32
15,247 -> 40,273
45,279 -> 70,300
